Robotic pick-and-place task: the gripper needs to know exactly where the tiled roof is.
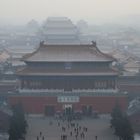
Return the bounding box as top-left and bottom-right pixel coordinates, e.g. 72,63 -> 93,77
23,44 -> 115,62
44,29 -> 78,35
44,17 -> 75,28
119,84 -> 140,92
17,67 -> 118,76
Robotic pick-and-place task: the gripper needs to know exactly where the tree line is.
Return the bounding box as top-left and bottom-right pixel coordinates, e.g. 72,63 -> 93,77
111,104 -> 134,140
8,103 -> 28,140
8,103 -> 134,140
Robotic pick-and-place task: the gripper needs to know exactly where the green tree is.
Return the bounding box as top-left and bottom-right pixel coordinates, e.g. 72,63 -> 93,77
111,104 -> 122,127
111,104 -> 134,140
111,103 -> 123,139
8,103 -> 27,140
119,116 -> 134,140
8,116 -> 19,140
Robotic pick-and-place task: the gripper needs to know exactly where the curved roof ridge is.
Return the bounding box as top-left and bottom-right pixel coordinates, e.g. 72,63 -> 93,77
22,42 -> 115,62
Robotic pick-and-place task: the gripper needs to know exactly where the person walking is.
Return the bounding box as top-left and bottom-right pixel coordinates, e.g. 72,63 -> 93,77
95,135 -> 98,140
70,131 -> 72,136
40,131 -> 42,136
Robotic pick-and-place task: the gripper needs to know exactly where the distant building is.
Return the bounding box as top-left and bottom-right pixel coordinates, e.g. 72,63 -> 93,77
124,60 -> 140,73
109,48 -> 140,75
118,75 -> 140,98
5,46 -> 35,68
0,51 -> 10,63
41,17 -> 80,44
26,19 -> 40,32
8,42 -> 128,115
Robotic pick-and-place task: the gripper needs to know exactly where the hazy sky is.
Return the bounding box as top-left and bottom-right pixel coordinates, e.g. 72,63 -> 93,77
0,0 -> 140,24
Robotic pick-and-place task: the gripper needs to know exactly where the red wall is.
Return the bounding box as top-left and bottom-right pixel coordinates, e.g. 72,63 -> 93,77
8,96 -> 128,114
8,96 -> 57,114
80,96 -> 127,113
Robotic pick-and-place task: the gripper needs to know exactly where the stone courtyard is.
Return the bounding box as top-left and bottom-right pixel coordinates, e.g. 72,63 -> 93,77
25,115 -> 118,140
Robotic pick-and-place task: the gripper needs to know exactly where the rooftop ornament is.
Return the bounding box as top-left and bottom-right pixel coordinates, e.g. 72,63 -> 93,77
91,41 -> 96,47
40,41 -> 45,46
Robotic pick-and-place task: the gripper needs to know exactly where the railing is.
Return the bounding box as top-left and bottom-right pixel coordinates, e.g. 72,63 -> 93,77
72,89 -> 118,93
19,88 -> 118,93
19,89 -> 64,93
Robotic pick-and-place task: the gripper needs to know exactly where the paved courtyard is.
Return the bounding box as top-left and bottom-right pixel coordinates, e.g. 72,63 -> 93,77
25,115 -> 119,140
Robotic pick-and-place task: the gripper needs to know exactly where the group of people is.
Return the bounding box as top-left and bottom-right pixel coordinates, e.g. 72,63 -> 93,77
35,116 -> 98,140
58,118 -> 89,140
36,131 -> 45,140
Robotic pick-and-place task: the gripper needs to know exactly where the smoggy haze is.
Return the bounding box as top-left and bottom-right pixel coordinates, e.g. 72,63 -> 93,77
0,0 -> 140,25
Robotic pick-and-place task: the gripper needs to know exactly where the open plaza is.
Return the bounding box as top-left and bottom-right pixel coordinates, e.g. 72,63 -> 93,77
25,115 -> 118,140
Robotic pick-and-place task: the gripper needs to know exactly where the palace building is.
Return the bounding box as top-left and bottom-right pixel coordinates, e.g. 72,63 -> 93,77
41,17 -> 80,44
8,41 -> 128,115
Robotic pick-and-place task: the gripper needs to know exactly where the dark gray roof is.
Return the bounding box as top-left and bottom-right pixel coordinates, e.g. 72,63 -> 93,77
17,67 -> 118,76
44,17 -> 75,28
23,44 -> 115,62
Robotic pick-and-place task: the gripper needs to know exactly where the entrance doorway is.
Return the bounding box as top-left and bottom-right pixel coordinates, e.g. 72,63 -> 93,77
44,105 -> 55,116
63,104 -> 73,116
82,105 -> 93,116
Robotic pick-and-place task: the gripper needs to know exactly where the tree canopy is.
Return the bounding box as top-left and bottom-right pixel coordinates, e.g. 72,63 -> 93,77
8,103 -> 27,140
111,103 -> 134,140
